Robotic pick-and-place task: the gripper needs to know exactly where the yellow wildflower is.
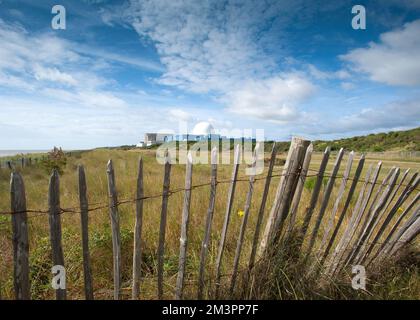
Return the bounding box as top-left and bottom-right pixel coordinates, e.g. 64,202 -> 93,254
238,210 -> 245,217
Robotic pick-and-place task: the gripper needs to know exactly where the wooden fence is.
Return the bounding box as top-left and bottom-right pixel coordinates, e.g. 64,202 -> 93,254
1,137 -> 419,300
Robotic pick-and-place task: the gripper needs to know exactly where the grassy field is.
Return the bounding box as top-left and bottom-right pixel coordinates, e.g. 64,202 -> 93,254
0,146 -> 419,300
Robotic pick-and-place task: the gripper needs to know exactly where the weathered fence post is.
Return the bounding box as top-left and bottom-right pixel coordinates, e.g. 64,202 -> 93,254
298,147 -> 331,248
328,163 -> 373,275
157,151 -> 171,299
389,213 -> 420,256
364,174 -> 419,264
215,144 -> 241,298
198,147 -> 218,299
320,154 -> 364,265
340,161 -> 383,269
10,172 -> 30,300
376,191 -> 420,259
306,148 -> 344,257
106,160 -> 121,300
353,168 -> 400,264
259,137 -> 310,256
318,151 -> 354,257
248,143 -> 277,272
175,152 -> 193,300
132,157 -> 144,300
78,165 -> 94,300
230,143 -> 259,295
285,143 -> 313,240
48,169 -> 66,300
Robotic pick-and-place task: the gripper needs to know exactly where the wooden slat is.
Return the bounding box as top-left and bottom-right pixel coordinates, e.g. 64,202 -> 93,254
132,157 -> 144,300
197,147 -> 218,299
342,162 -> 385,267
214,144 -> 241,298
48,169 -> 66,300
157,151 -> 171,299
298,146 -> 331,247
376,191 -> 420,258
106,160 -> 121,300
248,143 -> 277,272
328,163 -> 373,275
320,154 -> 364,266
175,152 -> 193,300
353,168 -> 400,264
318,151 -> 354,257
259,138 -> 310,255
365,174 -> 419,264
10,172 -> 30,300
285,143 -> 313,240
389,213 -> 420,256
306,148 -> 344,257
230,143 -> 259,295
78,165 -> 94,300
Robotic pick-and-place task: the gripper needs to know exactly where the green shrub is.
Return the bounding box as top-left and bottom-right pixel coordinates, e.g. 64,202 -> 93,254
40,147 -> 67,175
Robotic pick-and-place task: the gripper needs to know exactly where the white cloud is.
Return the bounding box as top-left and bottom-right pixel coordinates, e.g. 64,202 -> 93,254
169,108 -> 194,122
33,65 -> 78,86
307,99 -> 420,134
224,74 -> 315,122
121,0 -> 317,122
341,19 -> 420,86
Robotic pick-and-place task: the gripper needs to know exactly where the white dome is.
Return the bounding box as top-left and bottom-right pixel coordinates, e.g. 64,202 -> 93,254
192,122 -> 214,135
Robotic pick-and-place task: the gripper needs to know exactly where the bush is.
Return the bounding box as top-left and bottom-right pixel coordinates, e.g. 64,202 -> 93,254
41,147 -> 67,175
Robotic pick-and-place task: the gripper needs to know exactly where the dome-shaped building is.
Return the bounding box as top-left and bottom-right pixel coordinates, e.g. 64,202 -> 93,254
192,122 -> 215,136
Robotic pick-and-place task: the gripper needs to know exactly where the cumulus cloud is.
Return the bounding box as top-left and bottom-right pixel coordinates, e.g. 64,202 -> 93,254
122,0 -> 317,122
224,74 -> 315,122
341,19 -> 420,86
308,99 -> 420,134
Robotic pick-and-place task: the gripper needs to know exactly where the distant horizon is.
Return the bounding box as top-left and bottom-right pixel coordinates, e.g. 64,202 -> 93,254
1,126 -> 418,153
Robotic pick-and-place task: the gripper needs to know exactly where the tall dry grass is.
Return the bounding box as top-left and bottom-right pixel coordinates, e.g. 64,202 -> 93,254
0,148 -> 418,299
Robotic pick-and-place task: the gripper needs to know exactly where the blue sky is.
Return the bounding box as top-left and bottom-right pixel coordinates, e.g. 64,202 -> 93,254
0,0 -> 419,149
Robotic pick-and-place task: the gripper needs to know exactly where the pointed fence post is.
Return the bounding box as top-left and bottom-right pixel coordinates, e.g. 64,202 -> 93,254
132,157 -> 144,300
328,163 -> 373,275
353,168 -> 400,264
230,143 -> 259,295
78,165 -> 94,300
48,169 -> 66,300
320,154 -> 364,266
248,143 -> 277,272
175,152 -> 193,300
259,137 -> 310,256
157,151 -> 171,299
285,143 -> 313,240
298,147 -> 331,248
10,172 -> 30,300
198,147 -> 218,300
306,148 -> 344,257
214,144 -> 241,298
318,151 -> 354,258
106,160 -> 121,300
